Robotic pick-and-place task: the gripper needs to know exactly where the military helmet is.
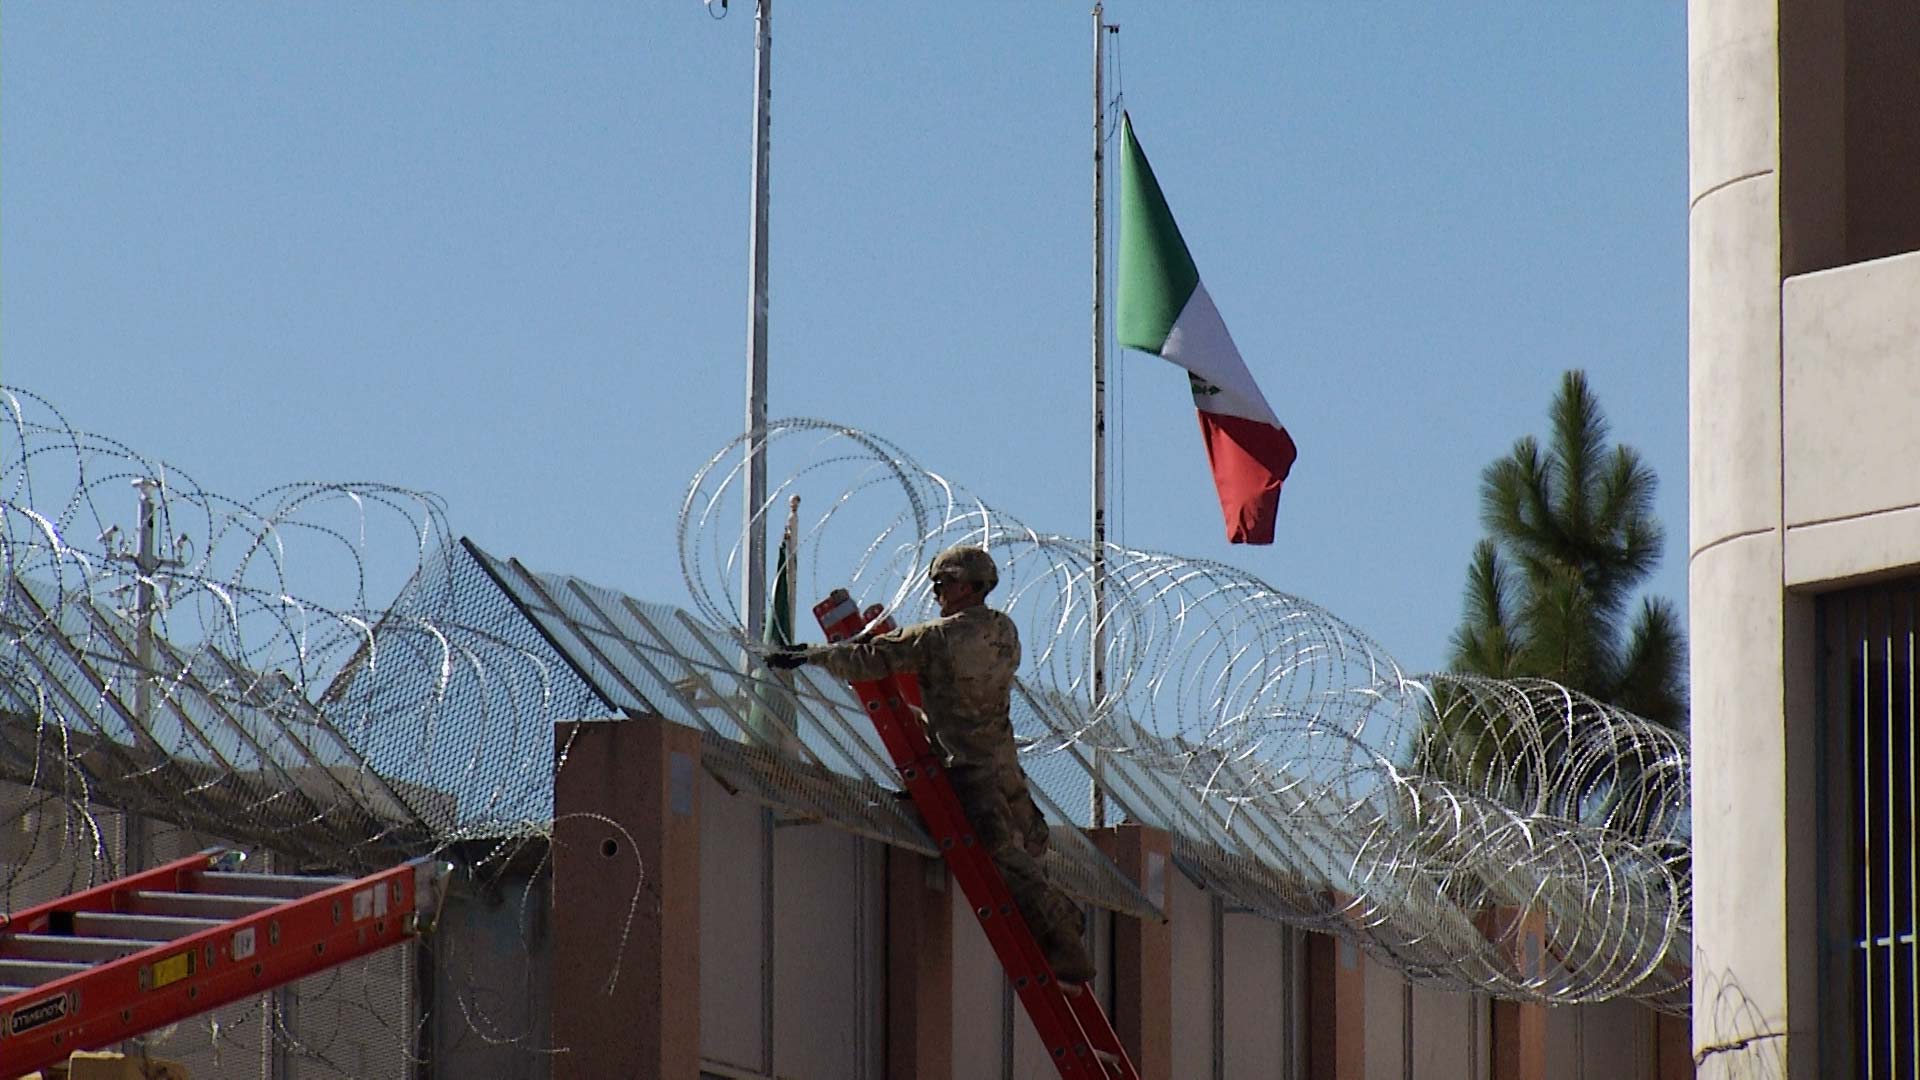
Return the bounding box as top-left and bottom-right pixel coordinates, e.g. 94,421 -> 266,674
929,545 -> 999,592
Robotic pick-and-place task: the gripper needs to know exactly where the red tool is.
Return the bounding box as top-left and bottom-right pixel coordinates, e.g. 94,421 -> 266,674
0,848 -> 450,1078
813,588 -> 1139,1079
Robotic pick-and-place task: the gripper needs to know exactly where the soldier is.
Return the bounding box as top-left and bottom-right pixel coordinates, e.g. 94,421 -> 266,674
770,544 -> 1096,986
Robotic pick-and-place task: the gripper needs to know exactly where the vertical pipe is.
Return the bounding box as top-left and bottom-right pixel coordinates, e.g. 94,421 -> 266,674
133,479 -> 157,759
1886,615 -> 1898,1076
1861,627 -> 1875,1074
1886,617 -> 1898,1077
128,478 -> 158,880
1908,591 -> 1917,1075
125,478 -> 157,1061
1089,0 -> 1108,830
743,0 -> 773,646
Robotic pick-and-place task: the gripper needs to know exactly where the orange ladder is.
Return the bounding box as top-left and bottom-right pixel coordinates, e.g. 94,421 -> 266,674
0,849 -> 450,1078
814,589 -> 1139,1079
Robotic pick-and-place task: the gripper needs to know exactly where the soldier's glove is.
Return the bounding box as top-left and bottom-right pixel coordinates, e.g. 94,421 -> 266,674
766,645 -> 809,671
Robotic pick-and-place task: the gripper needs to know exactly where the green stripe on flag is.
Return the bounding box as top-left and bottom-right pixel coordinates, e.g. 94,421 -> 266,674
748,526 -> 798,747
766,531 -> 794,650
1117,112 -> 1201,354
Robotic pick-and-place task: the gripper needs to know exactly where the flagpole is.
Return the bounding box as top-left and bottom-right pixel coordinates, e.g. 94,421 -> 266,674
1089,2 -> 1109,830
743,0 -> 773,647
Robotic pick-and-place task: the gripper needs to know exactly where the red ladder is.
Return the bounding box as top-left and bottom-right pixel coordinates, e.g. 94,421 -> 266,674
814,589 -> 1140,1080
0,848 -> 450,1078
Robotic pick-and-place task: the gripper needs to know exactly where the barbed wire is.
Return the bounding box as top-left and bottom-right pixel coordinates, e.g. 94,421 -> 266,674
0,387 -> 590,1072
0,388 -> 1692,1043
682,419 -> 1691,1008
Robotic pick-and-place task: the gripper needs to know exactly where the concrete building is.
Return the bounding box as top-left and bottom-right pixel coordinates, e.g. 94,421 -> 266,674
1687,0 -> 1920,1074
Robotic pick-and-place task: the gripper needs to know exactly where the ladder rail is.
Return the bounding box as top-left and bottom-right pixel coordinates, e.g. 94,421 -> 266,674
814,590 -> 1140,1080
0,852 -> 448,1078
0,849 -> 221,937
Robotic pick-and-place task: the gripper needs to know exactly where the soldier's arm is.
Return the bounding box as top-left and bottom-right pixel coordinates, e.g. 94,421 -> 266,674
805,621 -> 940,682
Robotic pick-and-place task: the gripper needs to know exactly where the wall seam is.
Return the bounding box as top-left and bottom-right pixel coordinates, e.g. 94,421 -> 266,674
1690,526 -> 1777,565
1691,168 -> 1775,212
1785,500 -> 1920,531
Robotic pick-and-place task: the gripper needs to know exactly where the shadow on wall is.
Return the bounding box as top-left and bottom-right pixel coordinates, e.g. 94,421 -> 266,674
1692,960 -> 1786,1076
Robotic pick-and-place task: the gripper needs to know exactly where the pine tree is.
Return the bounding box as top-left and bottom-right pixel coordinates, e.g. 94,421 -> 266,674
1449,370 -> 1686,727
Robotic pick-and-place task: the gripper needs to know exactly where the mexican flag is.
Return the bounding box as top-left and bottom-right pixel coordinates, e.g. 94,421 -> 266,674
1117,112 -> 1298,545
765,498 -> 797,652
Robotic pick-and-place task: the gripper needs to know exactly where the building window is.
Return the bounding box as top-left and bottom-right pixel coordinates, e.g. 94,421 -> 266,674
1819,579 -> 1918,1077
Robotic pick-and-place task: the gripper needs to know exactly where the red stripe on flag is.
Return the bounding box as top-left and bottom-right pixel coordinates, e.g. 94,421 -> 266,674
1196,410 -> 1298,545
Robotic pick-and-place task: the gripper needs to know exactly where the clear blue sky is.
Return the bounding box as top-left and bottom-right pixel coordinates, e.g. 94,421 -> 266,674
1,3 -> 1687,677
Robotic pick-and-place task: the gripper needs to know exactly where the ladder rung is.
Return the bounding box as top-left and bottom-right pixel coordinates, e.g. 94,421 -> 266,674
3,935 -> 152,964
195,871 -> 351,899
0,957 -> 89,987
127,891 -> 285,920
72,912 -> 224,942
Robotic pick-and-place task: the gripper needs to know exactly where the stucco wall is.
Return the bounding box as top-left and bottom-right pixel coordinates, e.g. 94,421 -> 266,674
1167,871 -> 1216,1079
699,771 -> 767,1072
1782,248 -> 1920,585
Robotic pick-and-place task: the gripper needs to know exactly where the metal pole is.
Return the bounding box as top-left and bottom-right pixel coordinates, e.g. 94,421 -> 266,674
122,478 -> 161,1057
128,478 -> 159,876
1090,2 -> 1108,829
133,479 -> 158,754
743,0 -> 773,645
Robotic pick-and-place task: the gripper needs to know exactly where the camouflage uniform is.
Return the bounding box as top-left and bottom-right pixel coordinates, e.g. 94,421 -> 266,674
805,605 -> 1094,982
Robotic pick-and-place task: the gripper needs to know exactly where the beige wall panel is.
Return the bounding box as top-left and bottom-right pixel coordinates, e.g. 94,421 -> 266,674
1581,1000 -> 1655,1080
1363,958 -> 1406,1080
1409,983 -> 1485,1080
1010,994 -> 1049,1077
862,854 -> 886,1080
1689,173 -> 1783,551
1782,250 -> 1920,527
1168,873 -> 1215,1080
772,825 -> 881,1080
1542,1000 -> 1659,1080
429,869 -> 553,1078
1785,505 -> 1920,587
1546,1004 -> 1583,1079
950,888 -> 1006,1080
1689,533 -> 1789,1057
1221,912 -> 1287,1078
698,777 -> 766,1071
1687,27 -> 1779,202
